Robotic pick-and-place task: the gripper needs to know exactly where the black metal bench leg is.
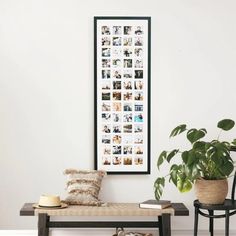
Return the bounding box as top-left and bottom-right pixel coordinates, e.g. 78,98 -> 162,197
225,210 -> 229,236
158,214 -> 171,236
38,213 -> 49,236
194,207 -> 199,236
158,216 -> 163,236
209,210 -> 214,236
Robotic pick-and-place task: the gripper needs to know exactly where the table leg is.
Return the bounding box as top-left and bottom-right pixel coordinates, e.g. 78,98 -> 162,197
208,210 -> 214,236
158,216 -> 163,236
38,213 -> 49,236
194,207 -> 199,236
159,214 -> 171,236
225,210 -> 229,236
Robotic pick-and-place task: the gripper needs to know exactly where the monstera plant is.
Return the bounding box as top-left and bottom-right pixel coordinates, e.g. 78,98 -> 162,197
154,119 -> 236,204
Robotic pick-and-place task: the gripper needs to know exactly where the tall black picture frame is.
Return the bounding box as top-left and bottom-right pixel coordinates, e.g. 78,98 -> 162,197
94,16 -> 151,174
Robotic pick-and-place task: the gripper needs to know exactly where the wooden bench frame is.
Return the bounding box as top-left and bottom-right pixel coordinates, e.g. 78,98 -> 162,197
20,202 -> 189,236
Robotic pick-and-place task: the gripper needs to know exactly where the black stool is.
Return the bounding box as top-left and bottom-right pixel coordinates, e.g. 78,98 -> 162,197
193,171 -> 236,236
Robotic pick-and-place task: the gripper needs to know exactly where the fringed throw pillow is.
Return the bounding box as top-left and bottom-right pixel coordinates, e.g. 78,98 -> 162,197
64,169 -> 106,206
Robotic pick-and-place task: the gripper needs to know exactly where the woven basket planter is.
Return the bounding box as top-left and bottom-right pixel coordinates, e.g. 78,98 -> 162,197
195,178 -> 228,204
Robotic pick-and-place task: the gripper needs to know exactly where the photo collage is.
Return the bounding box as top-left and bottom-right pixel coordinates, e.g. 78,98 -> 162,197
98,22 -> 147,171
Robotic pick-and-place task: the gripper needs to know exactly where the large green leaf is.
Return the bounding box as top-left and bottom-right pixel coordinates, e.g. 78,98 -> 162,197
154,177 -> 165,200
170,170 -> 177,186
182,151 -> 189,164
169,164 -> 180,186
217,119 -> 235,131
211,152 -> 224,166
215,142 -> 230,155
193,141 -> 206,151
219,161 -> 234,176
157,151 -> 167,169
187,151 -> 197,166
166,149 -> 179,162
169,124 -> 187,137
187,128 -> 207,144
177,175 -> 192,193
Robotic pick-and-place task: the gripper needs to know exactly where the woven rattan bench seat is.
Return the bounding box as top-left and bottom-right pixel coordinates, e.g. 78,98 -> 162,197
34,203 -> 175,216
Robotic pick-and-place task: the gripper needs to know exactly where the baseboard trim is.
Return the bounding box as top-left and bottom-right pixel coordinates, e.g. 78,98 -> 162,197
0,229 -> 236,236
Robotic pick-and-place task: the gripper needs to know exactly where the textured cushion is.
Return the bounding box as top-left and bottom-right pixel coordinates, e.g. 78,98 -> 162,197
64,169 -> 106,206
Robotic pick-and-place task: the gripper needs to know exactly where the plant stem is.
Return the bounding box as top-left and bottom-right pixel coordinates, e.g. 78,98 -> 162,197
217,130 -> 222,141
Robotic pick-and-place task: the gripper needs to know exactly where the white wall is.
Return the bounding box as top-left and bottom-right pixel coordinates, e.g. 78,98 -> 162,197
1,0 -> 236,232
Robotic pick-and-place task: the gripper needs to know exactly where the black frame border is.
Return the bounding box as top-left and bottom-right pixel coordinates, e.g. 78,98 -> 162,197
94,16 -> 151,175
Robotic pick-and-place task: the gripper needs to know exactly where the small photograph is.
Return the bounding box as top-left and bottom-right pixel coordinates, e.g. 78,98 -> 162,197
113,145 -> 122,155
102,145 -> 111,155
134,135 -> 143,144
134,124 -> 143,133
134,48 -> 143,57
135,104 -> 143,112
102,113 -> 111,122
123,135 -> 133,144
102,102 -> 111,111
101,81 -> 111,90
123,69 -> 133,78
113,102 -> 122,111
123,48 -> 132,57
123,81 -> 132,90
102,156 -> 111,165
124,59 -> 132,68
123,113 -> 132,122
113,81 -> 121,90
102,92 -> 110,100
112,48 -> 122,57
134,113 -> 144,122
124,103 -> 132,111
113,156 -> 122,165
124,26 -> 132,35
101,26 -> 110,35
124,92 -> 132,101
123,146 -> 132,155
134,37 -> 143,46
134,26 -> 143,35
123,124 -> 132,133
102,59 -> 111,68
112,59 -> 122,67
102,124 -> 111,133
134,157 -> 143,165
135,70 -> 143,78
102,48 -> 111,57
102,69 -> 111,79
113,124 -> 122,133
113,37 -> 122,46
113,92 -> 121,100
102,37 -> 111,46
112,134 -> 122,144
102,135 -> 111,144
123,37 -> 132,46
134,146 -> 143,155
134,59 -> 143,68
113,113 -> 121,122
134,91 -> 143,101
112,70 -> 122,79
113,26 -> 122,35
123,157 -> 132,165
134,81 -> 143,90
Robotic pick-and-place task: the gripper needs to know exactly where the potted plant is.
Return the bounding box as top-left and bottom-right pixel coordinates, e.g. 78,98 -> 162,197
154,119 -> 236,204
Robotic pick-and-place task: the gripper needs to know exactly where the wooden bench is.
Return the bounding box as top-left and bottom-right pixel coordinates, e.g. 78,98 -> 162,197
20,202 -> 189,236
